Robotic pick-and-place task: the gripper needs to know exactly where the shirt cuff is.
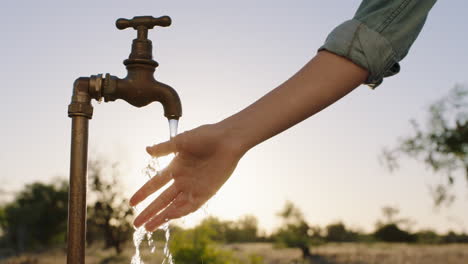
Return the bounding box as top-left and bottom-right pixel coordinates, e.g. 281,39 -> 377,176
318,19 -> 401,89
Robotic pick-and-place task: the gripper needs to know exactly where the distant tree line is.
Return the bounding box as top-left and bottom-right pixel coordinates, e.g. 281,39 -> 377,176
1,162 -> 467,261
168,202 -> 468,262
0,158 -> 134,257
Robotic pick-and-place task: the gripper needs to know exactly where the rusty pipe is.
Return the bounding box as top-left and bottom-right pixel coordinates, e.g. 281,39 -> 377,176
67,78 -> 92,264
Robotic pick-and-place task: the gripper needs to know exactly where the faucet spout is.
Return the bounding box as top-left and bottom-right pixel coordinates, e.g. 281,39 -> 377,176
153,79 -> 183,120
98,63 -> 182,119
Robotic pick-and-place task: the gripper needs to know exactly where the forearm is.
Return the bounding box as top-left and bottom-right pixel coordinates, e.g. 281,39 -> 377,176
217,51 -> 368,153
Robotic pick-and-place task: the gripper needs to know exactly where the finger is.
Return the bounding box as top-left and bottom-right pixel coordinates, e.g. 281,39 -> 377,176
133,185 -> 179,228
129,168 -> 173,207
146,140 -> 177,157
145,193 -> 195,231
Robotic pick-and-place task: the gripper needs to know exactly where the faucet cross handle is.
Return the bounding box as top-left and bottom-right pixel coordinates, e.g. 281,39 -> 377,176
116,16 -> 172,40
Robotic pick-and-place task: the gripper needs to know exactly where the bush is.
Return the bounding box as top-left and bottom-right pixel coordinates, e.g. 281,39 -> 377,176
187,215 -> 261,244
273,201 -> 321,258
169,224 -> 263,264
374,224 -> 415,242
442,231 -> 468,243
325,222 -> 359,242
415,229 -> 442,244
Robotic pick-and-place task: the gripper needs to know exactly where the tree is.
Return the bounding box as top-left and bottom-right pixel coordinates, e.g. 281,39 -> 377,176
224,215 -> 259,243
196,216 -> 231,242
373,206 -> 415,242
325,222 -> 358,242
233,215 -> 259,242
170,223 -> 231,264
86,158 -> 134,254
169,221 -> 263,264
273,201 -> 315,259
381,85 -> 468,206
375,206 -> 413,229
0,181 -> 68,253
415,229 -> 441,244
374,224 -> 415,242
190,215 -> 260,243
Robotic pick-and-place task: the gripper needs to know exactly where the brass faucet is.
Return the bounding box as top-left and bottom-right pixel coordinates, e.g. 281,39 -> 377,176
67,16 -> 182,264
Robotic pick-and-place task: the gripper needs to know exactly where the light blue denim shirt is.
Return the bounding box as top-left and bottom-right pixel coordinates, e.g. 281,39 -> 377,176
319,0 -> 437,88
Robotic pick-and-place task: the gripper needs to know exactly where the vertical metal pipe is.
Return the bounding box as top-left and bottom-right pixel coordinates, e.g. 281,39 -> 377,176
67,116 -> 89,264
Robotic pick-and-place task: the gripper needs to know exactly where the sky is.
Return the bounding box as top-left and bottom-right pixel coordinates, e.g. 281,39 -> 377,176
1,0 -> 468,233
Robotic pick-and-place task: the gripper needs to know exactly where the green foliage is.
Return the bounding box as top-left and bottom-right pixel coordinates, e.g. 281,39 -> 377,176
167,216 -> 265,264
415,229 -> 442,244
442,231 -> 468,243
225,215 -> 259,243
325,222 -> 358,242
375,206 -> 413,229
0,181 -> 68,252
196,216 -> 230,242
188,215 -> 260,243
170,223 -> 249,264
247,254 -> 265,264
0,157 -> 134,255
86,159 -> 133,254
382,85 -> 468,206
374,224 -> 415,242
0,206 -> 6,236
373,206 -> 415,243
273,201 -> 316,258
275,220 -> 311,248
170,227 -> 231,264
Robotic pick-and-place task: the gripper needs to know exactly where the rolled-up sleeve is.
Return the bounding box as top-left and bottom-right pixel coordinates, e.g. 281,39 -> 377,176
319,0 -> 437,88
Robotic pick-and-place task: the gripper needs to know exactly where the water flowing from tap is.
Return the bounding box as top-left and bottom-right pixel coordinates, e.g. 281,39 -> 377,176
161,119 -> 178,264
168,119 -> 178,139
130,119 -> 178,264
131,225 -> 148,264
161,222 -> 174,264
131,158 -> 159,264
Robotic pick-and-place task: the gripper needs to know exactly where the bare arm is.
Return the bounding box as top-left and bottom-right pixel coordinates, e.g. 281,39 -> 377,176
130,50 -> 368,231
219,50 -> 368,153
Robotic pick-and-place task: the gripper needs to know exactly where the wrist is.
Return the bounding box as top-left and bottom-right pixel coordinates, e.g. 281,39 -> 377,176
213,118 -> 252,157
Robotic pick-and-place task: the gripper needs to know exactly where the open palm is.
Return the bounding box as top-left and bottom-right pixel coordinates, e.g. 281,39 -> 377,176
130,124 -> 244,231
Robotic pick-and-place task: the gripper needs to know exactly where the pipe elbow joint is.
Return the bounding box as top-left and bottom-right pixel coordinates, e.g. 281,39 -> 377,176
71,77 -> 91,103
69,77 -> 93,118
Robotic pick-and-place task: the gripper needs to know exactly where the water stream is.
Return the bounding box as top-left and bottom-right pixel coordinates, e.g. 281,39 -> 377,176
131,119 -> 178,264
168,119 -> 178,138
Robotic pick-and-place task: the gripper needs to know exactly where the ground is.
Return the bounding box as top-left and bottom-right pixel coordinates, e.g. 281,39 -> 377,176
1,243 -> 468,264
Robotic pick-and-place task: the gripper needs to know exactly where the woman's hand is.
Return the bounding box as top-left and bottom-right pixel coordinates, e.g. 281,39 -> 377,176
130,123 -> 246,231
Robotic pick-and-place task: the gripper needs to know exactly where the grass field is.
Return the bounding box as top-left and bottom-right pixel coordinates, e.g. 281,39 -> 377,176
2,242 -> 468,264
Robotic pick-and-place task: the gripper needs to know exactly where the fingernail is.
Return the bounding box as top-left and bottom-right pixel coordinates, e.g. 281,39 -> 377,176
129,195 -> 138,207
133,214 -> 145,227
133,219 -> 142,228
